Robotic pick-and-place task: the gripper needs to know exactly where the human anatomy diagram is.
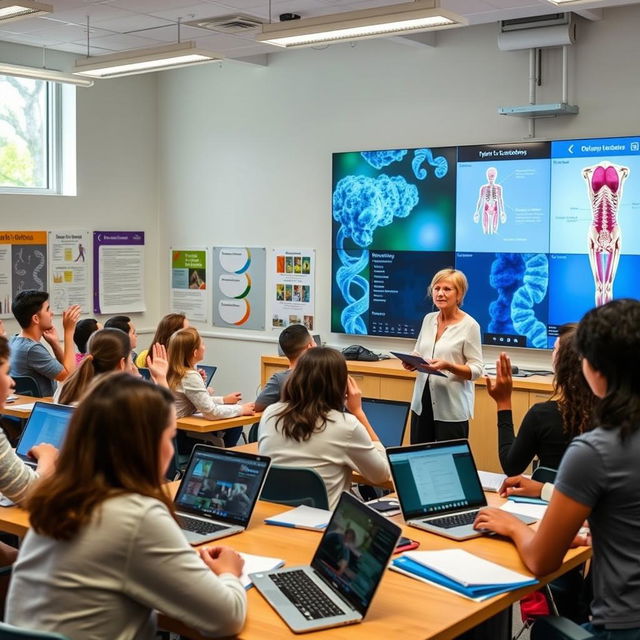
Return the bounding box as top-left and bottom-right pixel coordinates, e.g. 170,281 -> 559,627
583,162 -> 629,307
474,167 -> 506,234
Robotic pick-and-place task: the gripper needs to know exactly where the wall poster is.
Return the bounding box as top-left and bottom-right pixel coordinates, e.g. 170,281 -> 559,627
170,247 -> 209,322
48,230 -> 91,313
270,248 -> 315,331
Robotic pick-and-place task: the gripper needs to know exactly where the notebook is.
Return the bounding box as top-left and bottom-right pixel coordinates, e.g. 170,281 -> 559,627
15,402 -> 74,467
251,491 -> 401,633
387,440 -> 537,541
359,398 -> 410,448
173,445 -> 271,545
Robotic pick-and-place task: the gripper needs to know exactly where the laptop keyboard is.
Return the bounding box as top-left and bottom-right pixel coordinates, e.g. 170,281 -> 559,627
269,570 -> 346,621
176,515 -> 229,536
424,510 -> 479,529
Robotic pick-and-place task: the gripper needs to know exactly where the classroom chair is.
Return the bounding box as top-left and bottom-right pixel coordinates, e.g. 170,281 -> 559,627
11,377 -> 42,398
530,616 -> 594,640
531,466 -> 558,484
0,622 -> 70,639
261,466 -> 330,509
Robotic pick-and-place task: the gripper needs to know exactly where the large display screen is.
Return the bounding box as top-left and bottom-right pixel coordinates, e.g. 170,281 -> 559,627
331,135 -> 640,348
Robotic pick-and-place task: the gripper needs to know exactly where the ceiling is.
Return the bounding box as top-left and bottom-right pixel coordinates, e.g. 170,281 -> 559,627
0,0 -> 638,65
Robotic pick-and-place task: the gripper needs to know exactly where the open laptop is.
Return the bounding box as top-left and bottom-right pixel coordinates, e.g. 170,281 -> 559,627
173,444 -> 270,544
251,491 -> 401,633
198,364 -> 217,387
15,402 -> 74,468
387,440 -> 537,541
359,398 -> 410,448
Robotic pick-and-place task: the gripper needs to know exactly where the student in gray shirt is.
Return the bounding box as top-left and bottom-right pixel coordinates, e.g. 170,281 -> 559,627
474,299 -> 640,638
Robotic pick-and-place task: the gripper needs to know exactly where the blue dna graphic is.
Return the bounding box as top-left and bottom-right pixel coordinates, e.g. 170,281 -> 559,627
412,148 -> 448,180
488,253 -> 549,348
361,149 -> 407,169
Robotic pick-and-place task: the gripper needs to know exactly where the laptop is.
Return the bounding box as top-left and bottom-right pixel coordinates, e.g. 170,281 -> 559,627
359,398 -> 410,448
251,491 -> 401,633
173,444 -> 271,544
15,402 -> 74,468
387,440 -> 537,541
198,364 -> 217,387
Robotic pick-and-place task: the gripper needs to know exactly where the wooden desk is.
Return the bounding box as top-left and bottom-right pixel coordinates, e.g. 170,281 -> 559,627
261,356 -> 554,473
1,395 -> 52,419
176,413 -> 262,434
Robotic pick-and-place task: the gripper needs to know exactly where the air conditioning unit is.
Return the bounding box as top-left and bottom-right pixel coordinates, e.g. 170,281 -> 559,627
498,13 -> 576,51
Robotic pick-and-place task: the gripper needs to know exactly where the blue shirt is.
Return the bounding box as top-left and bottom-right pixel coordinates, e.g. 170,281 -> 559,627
8,335 -> 62,397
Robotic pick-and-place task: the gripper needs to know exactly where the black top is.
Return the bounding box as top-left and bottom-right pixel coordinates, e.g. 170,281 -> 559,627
497,400 -> 571,476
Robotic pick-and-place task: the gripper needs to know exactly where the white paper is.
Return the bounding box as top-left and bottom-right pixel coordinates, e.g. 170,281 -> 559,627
265,505 -> 331,530
477,470 -> 507,492
403,549 -> 535,587
240,552 -> 284,589
10,403 -> 36,412
500,500 -> 548,520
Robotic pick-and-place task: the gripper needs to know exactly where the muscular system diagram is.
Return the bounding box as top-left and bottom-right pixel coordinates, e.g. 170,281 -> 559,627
474,167 -> 506,234
583,162 -> 629,306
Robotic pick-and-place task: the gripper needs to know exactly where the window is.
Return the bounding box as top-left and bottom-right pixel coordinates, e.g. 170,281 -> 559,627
0,75 -> 63,194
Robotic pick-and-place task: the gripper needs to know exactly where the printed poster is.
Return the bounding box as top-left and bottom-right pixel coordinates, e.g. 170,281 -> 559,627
270,248 -> 315,330
170,248 -> 209,322
93,231 -> 145,314
48,231 -> 91,314
212,247 -> 266,331
0,230 -> 47,318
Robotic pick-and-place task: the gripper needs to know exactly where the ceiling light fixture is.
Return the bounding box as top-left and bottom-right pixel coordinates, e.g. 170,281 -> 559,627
257,0 -> 467,48
0,1 -> 51,23
73,41 -> 221,79
0,62 -> 94,87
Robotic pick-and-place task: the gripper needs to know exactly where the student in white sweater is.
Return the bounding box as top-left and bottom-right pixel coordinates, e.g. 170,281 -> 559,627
167,327 -> 254,448
7,373 -> 247,640
258,347 -> 390,510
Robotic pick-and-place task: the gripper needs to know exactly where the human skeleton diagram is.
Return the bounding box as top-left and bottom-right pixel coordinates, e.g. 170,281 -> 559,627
583,162 -> 629,307
473,167 -> 506,234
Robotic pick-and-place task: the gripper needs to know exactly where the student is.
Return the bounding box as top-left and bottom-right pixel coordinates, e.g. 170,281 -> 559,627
487,323 -> 595,476
258,347 -> 390,510
167,327 -> 254,448
9,290 -> 81,396
254,323 -> 315,411
104,315 -> 138,365
135,312 -> 187,369
6,373 -> 247,639
474,299 -> 640,639
73,318 -> 101,366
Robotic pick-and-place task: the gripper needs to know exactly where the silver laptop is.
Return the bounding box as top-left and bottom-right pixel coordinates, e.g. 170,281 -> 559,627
251,491 -> 401,633
15,402 -> 74,468
173,444 -> 271,545
387,440 -> 537,541
359,397 -> 410,448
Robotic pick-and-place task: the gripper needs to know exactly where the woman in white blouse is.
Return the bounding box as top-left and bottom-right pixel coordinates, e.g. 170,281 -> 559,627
403,268 -> 483,443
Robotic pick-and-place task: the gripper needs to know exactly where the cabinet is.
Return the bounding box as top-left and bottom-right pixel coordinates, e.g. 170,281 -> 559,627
260,356 -> 553,473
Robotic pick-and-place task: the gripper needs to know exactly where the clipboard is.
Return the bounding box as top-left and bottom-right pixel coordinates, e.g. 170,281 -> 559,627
390,352 -> 447,377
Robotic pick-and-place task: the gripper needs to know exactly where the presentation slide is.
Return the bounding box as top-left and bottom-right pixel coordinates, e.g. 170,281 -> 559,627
550,136 -> 640,254
455,252 -> 549,349
456,143 -> 550,253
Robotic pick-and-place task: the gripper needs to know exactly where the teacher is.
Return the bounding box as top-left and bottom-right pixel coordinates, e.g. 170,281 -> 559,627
404,268 -> 483,443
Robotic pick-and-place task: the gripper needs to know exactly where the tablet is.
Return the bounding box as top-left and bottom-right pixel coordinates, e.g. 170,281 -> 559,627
390,352 -> 447,377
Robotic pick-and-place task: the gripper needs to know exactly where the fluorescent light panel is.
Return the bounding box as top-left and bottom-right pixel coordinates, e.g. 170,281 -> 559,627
73,42 -> 221,78
0,62 -> 93,87
258,0 -> 467,48
0,1 -> 51,22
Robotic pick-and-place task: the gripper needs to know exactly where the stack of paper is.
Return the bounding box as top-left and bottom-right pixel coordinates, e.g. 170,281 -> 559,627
501,500 -> 547,520
477,470 -> 507,492
10,403 -> 35,412
391,549 -> 538,601
239,552 -> 284,589
264,505 -> 332,531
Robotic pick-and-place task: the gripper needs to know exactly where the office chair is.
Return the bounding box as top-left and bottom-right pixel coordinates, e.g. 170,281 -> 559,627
261,466 -> 330,509
531,466 -> 558,484
11,376 -> 42,398
0,622 -> 70,639
530,616 -> 594,640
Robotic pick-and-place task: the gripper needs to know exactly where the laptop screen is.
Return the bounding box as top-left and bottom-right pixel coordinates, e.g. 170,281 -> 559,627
359,398 -> 410,448
387,441 -> 486,520
174,446 -> 270,527
311,492 -> 400,616
199,365 -> 217,387
16,402 -> 74,459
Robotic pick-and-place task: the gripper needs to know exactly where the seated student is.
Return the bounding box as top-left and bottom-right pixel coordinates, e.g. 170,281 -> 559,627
254,324 -> 315,411
135,312 -> 188,369
474,299 -> 640,639
6,373 -> 246,639
167,327 -> 254,448
73,318 -> 101,366
9,291 -> 80,397
104,315 -> 139,369
258,347 -> 390,510
487,323 -> 596,476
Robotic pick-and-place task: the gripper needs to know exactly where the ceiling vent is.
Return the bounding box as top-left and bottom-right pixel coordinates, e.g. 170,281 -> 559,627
185,14 -> 264,34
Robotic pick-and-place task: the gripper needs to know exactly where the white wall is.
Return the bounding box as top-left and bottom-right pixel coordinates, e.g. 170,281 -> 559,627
0,42 -> 161,339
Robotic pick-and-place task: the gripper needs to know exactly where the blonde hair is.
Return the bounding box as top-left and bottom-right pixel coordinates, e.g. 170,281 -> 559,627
428,268 -> 468,306
167,327 -> 201,390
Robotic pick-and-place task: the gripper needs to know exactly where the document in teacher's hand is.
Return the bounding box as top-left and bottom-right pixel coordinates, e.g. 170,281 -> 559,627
390,352 -> 447,377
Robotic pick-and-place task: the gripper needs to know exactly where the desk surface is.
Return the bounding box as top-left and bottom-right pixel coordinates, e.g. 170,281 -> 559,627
1,395 -> 52,418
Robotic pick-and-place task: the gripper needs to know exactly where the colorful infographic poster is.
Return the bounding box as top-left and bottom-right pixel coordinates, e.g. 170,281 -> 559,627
0,230 -> 47,317
48,231 -> 91,314
93,231 -> 145,314
271,248 -> 315,331
212,247 -> 266,331
170,248 -> 209,322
